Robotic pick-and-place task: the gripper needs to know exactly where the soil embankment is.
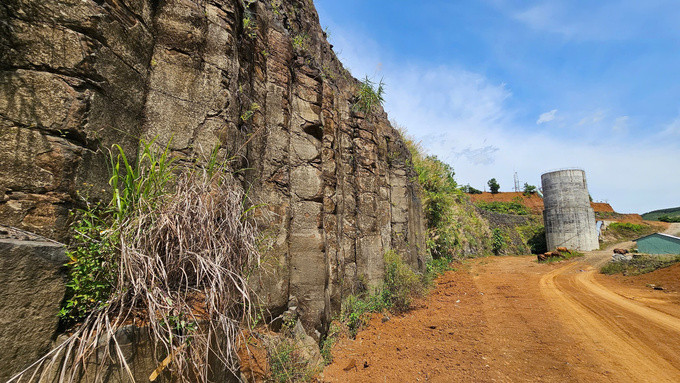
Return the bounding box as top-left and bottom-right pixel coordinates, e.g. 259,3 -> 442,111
324,243 -> 680,382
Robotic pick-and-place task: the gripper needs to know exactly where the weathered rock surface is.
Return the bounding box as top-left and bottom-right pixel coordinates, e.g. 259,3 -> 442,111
0,226 -> 67,382
0,0 -> 426,336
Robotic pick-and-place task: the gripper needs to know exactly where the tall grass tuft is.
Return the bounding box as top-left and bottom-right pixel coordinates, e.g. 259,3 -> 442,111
9,142 -> 261,382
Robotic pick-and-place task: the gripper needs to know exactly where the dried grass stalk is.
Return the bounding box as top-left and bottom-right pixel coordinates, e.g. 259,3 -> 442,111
9,162 -> 260,382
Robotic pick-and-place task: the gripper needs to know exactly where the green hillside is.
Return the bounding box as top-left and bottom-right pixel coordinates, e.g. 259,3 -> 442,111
642,207 -> 680,222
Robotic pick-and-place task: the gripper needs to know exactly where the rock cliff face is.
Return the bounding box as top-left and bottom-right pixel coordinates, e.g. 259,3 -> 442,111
0,0 -> 426,334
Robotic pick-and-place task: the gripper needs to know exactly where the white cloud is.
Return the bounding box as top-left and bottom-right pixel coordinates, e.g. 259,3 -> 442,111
578,109 -> 606,126
537,109 -> 558,124
454,146 -> 500,165
662,116 -> 680,136
513,3 -> 578,38
612,116 -> 629,133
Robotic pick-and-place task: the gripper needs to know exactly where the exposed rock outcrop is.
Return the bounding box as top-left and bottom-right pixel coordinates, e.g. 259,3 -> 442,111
0,226 -> 67,382
0,0 -> 426,335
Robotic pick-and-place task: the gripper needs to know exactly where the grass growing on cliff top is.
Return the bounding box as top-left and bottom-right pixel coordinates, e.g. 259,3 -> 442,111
12,141 -> 262,383
353,76 -> 385,115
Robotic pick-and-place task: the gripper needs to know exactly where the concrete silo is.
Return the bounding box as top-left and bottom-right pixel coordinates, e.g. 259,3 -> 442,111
541,169 -> 599,251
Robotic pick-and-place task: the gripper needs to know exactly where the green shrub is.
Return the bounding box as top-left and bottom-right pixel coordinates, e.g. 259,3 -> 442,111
382,250 -> 425,312
475,201 -> 529,215
341,293 -> 386,338
492,228 -> 506,255
520,225 -> 547,254
409,148 -> 463,258
268,338 -> 319,383
608,222 -> 646,233
60,140 -> 177,322
461,184 -> 482,194
59,206 -> 117,322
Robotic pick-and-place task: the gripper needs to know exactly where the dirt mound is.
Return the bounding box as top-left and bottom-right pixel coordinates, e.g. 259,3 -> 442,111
470,192 -> 545,215
602,262 -> 680,294
469,192 -> 617,216
591,202 -> 615,212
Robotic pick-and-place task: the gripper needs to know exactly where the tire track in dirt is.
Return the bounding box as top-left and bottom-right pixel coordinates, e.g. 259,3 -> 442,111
540,256 -> 680,382
324,240 -> 680,382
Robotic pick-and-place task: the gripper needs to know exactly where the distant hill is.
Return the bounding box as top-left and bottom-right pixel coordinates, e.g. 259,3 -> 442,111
642,207 -> 680,221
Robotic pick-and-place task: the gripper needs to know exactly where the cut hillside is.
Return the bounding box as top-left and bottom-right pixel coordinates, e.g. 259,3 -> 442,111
470,192 -> 545,215
469,192 -> 617,216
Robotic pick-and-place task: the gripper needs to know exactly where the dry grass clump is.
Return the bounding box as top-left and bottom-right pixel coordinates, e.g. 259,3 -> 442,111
8,143 -> 260,382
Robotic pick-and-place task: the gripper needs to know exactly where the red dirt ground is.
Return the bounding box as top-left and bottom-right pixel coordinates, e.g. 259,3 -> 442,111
469,192 -> 617,216
323,250 -> 680,382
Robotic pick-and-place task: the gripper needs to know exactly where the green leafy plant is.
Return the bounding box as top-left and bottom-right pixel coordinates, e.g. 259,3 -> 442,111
240,102 -> 261,122
292,34 -> 309,51
341,293 -> 386,337
59,205 -> 117,322
396,127 -> 493,258
242,12 -> 257,38
492,228 -> 506,255
353,76 -> 385,115
160,313 -> 198,345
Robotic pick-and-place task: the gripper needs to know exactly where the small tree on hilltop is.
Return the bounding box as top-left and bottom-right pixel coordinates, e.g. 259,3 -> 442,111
523,183 -> 537,196
488,178 -> 500,194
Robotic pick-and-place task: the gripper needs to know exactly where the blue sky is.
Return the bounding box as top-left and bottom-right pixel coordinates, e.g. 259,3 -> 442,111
314,0 -> 680,213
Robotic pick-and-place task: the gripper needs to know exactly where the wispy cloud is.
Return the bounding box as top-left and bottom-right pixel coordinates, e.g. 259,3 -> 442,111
578,110 -> 606,126
537,109 -> 558,124
454,146 -> 500,165
612,116 -> 629,133
661,116 -> 680,136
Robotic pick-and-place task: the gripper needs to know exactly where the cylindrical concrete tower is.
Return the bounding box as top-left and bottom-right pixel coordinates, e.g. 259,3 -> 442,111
541,169 -> 599,251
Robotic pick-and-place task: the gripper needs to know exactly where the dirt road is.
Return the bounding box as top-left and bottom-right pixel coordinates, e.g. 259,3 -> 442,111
324,241 -> 680,382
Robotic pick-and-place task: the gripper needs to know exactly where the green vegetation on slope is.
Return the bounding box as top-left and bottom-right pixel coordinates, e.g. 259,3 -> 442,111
642,207 -> 680,222
601,255 -> 680,276
401,133 -> 492,259
475,201 -> 530,215
607,222 -> 656,238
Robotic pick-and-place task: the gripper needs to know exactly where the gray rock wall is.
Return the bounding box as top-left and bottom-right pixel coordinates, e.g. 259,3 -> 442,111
0,226 -> 67,382
0,0 -> 426,335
